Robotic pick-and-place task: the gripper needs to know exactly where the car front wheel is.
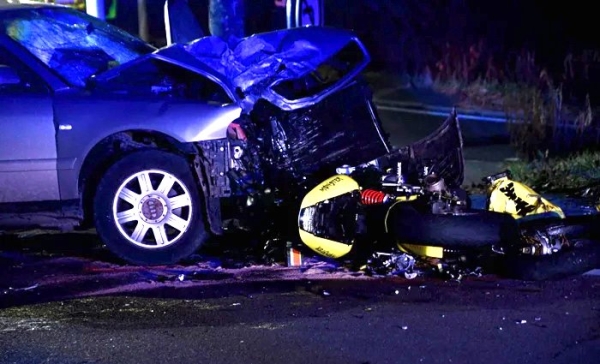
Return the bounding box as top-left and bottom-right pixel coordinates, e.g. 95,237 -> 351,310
93,149 -> 209,265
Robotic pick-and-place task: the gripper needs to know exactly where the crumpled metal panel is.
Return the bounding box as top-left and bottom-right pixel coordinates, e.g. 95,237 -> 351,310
248,82 -> 390,186
180,26 -> 370,111
407,112 -> 465,187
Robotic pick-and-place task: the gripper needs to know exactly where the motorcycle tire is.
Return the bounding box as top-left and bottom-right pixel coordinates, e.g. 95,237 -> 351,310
386,204 -> 519,249
504,214 -> 600,280
518,214 -> 600,240
502,240 -> 600,281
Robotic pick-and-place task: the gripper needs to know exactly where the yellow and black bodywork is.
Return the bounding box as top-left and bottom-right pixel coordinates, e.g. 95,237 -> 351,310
298,175 -> 362,259
386,176 -> 566,260
298,173 -> 568,261
298,174 -> 422,259
486,175 -> 564,219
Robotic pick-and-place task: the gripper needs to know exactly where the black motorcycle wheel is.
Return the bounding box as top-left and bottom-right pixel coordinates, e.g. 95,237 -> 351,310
503,215 -> 600,280
386,203 -> 519,249
503,241 -> 600,281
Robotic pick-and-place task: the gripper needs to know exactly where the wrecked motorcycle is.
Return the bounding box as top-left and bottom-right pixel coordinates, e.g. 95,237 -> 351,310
297,114 -> 600,280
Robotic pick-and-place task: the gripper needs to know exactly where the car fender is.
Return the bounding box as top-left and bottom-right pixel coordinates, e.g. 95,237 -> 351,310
55,96 -> 241,201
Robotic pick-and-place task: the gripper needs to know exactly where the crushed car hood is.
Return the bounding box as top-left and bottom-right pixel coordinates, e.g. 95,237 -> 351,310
153,26 -> 371,111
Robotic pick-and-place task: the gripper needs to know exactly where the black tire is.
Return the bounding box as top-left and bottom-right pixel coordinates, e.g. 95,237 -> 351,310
93,149 -> 209,265
518,214 -> 600,240
386,204 -> 519,249
503,240 -> 600,281
505,215 -> 600,280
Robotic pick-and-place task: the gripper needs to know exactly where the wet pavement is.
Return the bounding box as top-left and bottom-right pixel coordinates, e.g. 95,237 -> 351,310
1,223 -> 599,363
0,232 -> 599,364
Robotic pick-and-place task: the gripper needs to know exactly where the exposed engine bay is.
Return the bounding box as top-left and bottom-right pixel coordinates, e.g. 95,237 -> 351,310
197,81 -> 393,235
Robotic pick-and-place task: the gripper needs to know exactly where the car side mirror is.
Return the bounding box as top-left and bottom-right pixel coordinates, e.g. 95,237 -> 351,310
0,65 -> 20,85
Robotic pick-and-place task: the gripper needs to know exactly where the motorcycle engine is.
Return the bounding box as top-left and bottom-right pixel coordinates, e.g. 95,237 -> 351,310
423,173 -> 469,215
376,160 -> 469,215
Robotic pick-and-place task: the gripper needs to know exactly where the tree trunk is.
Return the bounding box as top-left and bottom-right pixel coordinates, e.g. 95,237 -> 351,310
209,0 -> 245,40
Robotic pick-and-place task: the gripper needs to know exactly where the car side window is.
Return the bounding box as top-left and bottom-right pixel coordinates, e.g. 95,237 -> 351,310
0,47 -> 47,93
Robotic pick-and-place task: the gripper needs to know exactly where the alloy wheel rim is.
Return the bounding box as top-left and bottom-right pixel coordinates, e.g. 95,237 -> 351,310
111,169 -> 193,249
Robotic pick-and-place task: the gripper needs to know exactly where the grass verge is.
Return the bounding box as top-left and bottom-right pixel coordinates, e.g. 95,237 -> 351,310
504,151 -> 600,192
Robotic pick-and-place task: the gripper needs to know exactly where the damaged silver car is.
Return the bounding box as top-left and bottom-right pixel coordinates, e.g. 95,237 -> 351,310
0,2 -> 405,264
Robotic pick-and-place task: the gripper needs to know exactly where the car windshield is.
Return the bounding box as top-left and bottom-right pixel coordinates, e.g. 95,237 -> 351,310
0,7 -> 155,87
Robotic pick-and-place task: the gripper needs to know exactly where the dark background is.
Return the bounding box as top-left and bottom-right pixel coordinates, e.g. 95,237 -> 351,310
112,1 -> 598,92
114,1 -> 598,63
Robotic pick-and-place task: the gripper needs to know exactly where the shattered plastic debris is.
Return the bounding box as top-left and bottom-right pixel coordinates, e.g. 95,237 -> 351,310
404,272 -> 418,279
438,264 -> 484,282
366,251 -> 419,278
300,260 -> 342,275
515,319 -> 527,325
0,318 -> 56,332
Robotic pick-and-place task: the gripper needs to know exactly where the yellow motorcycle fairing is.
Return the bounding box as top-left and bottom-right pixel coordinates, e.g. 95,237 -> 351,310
398,243 -> 444,259
298,175 -> 360,259
487,176 -> 565,219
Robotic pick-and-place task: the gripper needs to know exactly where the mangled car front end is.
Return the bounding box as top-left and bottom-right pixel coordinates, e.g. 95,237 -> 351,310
0,3 -> 413,265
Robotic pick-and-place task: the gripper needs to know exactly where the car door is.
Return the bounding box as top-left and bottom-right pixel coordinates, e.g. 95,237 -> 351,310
0,46 -> 59,204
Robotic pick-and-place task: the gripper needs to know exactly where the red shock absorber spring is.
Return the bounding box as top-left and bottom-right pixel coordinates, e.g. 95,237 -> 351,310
361,189 -> 387,205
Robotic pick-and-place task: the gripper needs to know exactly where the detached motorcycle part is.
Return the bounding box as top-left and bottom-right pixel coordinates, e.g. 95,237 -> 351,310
385,203 -> 519,254
406,110 -> 464,187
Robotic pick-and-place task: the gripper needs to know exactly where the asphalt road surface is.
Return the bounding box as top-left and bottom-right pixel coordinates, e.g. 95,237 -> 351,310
1,265 -> 599,364
1,228 -> 599,364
